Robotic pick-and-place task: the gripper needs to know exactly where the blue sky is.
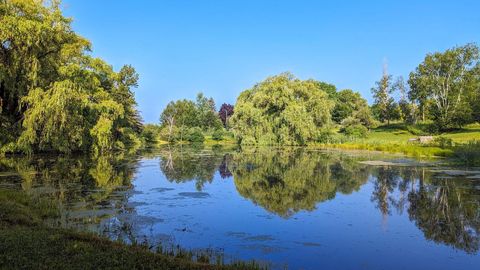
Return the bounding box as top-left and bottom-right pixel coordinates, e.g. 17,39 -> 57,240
63,0 -> 480,123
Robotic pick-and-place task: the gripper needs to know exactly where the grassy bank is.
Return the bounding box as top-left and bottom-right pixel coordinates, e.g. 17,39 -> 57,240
150,123 -> 480,163
317,123 -> 480,159
0,189 -> 264,270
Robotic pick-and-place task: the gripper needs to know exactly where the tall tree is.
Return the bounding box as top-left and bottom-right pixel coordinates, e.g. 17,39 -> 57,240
195,92 -> 222,130
393,76 -> 417,124
371,65 -> 397,124
218,103 -> 234,128
408,44 -> 480,130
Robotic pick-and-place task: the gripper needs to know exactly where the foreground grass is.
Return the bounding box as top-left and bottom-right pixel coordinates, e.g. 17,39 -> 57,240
0,189 -> 264,270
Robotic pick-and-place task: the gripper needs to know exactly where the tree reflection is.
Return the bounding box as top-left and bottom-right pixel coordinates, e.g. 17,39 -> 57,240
0,154 -> 138,227
218,153 -> 233,179
4,147 -> 477,254
408,174 -> 480,253
370,167 -> 401,217
370,166 -> 480,253
231,148 -> 370,218
158,145 -> 224,190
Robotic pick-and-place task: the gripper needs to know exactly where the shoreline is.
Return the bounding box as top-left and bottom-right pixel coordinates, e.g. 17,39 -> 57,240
0,189 -> 264,270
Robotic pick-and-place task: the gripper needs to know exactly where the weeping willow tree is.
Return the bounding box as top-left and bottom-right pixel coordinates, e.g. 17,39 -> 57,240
231,73 -> 334,146
0,0 -> 142,154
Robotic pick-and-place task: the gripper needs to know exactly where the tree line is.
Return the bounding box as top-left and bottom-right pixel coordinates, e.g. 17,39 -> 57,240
156,42 -> 480,146
2,1 -> 479,152
371,44 -> 480,132
152,44 -> 479,146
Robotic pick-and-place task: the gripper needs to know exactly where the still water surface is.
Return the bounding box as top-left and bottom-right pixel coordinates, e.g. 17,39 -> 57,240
0,146 -> 479,269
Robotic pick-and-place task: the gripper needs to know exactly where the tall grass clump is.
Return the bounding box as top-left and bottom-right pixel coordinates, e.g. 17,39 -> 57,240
453,140 -> 480,165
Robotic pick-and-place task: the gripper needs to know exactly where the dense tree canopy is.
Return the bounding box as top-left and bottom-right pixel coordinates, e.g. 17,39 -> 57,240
408,44 -> 480,130
158,92 -> 222,142
195,93 -> 222,130
231,73 -> 334,145
159,99 -> 197,141
0,0 -> 142,154
333,89 -> 374,128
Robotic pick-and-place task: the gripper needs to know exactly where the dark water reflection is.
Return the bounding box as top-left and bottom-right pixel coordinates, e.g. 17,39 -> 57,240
1,146 -> 479,269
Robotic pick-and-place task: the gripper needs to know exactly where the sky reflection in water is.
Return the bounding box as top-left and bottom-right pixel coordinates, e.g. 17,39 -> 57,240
0,146 -> 479,270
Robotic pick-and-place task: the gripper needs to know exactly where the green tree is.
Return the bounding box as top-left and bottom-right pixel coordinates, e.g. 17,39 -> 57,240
231,72 -> 334,145
195,92 -> 222,130
408,44 -> 480,130
393,76 -> 417,124
333,89 -> 374,128
310,80 -> 337,99
371,66 -> 398,124
159,99 -> 198,141
0,0 -> 142,154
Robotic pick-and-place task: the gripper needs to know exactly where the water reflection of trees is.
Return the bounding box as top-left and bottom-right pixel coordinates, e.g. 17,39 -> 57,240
370,166 -> 480,253
158,145 -> 226,190
4,147 -> 475,254
231,148 -> 371,218
0,154 -> 138,227
157,147 -> 480,254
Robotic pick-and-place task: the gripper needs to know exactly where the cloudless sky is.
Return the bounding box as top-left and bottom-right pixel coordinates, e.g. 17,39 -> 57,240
63,0 -> 480,123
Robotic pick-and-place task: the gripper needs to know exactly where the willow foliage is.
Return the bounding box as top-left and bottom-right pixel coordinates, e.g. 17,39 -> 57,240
231,73 -> 334,145
0,0 -> 142,154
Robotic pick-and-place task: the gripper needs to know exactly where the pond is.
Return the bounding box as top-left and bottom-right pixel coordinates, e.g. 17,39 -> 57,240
0,146 -> 479,270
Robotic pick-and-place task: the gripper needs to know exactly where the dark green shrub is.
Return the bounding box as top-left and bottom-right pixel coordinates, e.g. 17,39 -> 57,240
211,129 -> 224,141
343,124 -> 368,138
316,129 -> 349,144
317,129 -> 336,143
141,124 -> 160,145
186,127 -> 205,143
453,140 -> 480,165
340,117 -> 368,138
432,136 -> 453,148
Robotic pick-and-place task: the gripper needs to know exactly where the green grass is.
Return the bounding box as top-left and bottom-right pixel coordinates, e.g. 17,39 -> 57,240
0,189 -> 265,270
439,123 -> 480,142
204,135 -> 237,145
318,123 -> 480,158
